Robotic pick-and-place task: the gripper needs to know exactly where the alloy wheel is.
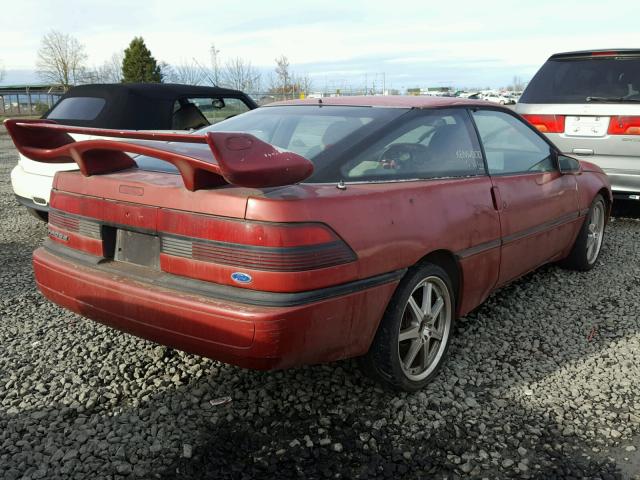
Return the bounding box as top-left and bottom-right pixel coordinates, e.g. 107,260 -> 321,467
397,276 -> 452,381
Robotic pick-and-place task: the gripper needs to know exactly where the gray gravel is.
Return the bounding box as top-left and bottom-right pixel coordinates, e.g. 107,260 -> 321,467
1,124 -> 640,479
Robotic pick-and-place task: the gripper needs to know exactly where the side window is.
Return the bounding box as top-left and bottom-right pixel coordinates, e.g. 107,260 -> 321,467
194,97 -> 250,124
471,110 -> 555,174
172,97 -> 251,130
341,109 -> 484,181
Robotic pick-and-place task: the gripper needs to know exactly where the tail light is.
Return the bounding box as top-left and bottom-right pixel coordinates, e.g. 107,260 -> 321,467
521,114 -> 566,133
46,192 -> 357,292
47,210 -> 104,256
159,211 -> 356,272
608,116 -> 640,135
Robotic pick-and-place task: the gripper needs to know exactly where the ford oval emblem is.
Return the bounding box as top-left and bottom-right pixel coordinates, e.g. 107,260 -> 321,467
231,272 -> 252,284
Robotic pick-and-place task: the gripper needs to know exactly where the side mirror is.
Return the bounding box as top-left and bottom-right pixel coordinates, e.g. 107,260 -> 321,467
558,154 -> 581,174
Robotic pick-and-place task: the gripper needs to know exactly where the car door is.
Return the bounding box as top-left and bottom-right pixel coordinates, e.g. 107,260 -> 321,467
471,108 -> 579,285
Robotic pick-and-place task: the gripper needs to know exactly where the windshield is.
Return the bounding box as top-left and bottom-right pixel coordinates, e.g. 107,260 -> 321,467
520,56 -> 640,104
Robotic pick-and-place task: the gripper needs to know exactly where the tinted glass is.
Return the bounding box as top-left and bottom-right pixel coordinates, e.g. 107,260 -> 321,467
341,109 -> 484,181
137,105 -> 405,176
46,97 -> 106,120
202,105 -> 405,162
520,56 -> 640,104
472,110 -> 554,174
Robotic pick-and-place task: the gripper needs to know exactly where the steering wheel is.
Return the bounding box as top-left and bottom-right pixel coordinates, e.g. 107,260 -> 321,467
378,143 -> 429,169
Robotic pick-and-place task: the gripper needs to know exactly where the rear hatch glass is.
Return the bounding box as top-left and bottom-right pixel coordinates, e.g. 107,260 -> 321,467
520,55 -> 640,104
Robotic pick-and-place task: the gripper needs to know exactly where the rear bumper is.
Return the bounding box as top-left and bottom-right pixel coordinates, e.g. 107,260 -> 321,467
33,246 -> 400,370
10,163 -> 54,210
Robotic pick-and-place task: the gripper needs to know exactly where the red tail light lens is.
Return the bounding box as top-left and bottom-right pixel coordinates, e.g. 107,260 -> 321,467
608,116 -> 640,135
159,210 -> 356,272
521,114 -> 566,133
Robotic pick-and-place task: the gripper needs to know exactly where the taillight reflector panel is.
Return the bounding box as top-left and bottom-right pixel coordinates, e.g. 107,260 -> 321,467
608,116 -> 640,135
49,210 -> 102,239
161,235 -> 356,272
521,114 -> 566,133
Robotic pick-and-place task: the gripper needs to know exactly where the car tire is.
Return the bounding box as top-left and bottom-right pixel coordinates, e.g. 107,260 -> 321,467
27,208 -> 48,223
360,263 -> 455,391
560,194 -> 607,271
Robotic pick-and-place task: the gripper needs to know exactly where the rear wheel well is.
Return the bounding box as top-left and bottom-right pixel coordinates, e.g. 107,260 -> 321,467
597,188 -> 611,221
413,250 -> 461,315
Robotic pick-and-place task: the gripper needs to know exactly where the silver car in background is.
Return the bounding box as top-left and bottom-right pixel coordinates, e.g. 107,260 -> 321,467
517,49 -> 640,200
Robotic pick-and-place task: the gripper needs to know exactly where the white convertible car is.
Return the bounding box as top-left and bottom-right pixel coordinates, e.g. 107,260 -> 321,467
11,83 -> 256,220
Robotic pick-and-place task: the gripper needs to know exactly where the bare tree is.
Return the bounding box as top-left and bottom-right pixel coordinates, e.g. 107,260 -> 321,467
512,75 -> 525,92
87,51 -> 124,83
210,44 -> 222,86
36,31 -> 87,90
274,55 -> 291,95
294,73 -> 313,96
0,60 -> 5,83
221,57 -> 261,92
166,60 -> 206,85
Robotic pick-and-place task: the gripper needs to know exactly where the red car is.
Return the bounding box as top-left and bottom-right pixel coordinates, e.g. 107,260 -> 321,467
5,96 -> 611,391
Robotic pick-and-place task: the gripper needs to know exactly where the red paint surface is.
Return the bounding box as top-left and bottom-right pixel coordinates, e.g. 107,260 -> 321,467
9,99 -> 613,370
34,248 -> 397,369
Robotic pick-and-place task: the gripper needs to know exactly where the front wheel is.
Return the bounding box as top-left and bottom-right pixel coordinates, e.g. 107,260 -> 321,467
560,194 -> 607,271
360,263 -> 455,391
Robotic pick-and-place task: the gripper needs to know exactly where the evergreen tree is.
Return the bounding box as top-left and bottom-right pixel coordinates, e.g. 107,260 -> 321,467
121,37 -> 162,83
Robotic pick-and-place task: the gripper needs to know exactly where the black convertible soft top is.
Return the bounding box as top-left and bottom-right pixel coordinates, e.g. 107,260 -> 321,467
43,83 -> 257,129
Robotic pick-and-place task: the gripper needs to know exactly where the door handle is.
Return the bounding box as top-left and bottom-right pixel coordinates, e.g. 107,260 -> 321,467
490,186 -> 505,211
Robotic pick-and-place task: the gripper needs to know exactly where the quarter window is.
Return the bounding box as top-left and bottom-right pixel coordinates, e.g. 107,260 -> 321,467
341,109 -> 484,181
172,97 -> 251,130
471,110 -> 555,174
46,97 -> 106,121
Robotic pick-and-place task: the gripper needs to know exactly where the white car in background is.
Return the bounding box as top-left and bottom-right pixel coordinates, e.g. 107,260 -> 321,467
483,92 -> 515,105
10,83 -> 256,220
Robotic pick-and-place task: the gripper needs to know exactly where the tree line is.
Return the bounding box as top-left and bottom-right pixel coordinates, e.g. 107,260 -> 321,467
33,30 -> 312,95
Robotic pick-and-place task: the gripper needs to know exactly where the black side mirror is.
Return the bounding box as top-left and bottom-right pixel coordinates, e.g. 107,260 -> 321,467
558,154 -> 581,174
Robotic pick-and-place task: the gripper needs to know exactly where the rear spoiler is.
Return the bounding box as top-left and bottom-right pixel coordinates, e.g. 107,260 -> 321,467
3,119 -> 313,190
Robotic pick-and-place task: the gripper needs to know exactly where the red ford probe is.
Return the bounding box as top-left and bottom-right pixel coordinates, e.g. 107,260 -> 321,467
5,96 -> 611,391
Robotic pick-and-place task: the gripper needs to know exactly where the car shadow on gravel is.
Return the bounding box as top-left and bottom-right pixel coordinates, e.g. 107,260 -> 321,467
2,220 -> 639,479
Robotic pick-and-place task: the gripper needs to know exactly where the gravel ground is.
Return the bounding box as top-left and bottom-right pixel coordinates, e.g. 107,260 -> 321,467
1,124 -> 639,480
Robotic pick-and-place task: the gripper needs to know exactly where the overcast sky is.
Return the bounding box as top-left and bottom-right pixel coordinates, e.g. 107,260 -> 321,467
2,0 -> 639,89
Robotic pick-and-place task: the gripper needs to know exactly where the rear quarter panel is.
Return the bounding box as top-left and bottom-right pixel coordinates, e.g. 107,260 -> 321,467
246,176 -> 502,316
576,161 -> 613,213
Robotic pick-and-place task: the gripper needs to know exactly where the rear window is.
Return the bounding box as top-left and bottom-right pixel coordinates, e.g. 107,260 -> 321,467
203,105 -> 406,163
136,106 -> 406,178
520,56 -> 640,104
46,97 -> 106,120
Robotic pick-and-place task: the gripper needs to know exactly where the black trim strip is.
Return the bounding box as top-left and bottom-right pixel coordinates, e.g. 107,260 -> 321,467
502,211 -> 579,245
455,211 -> 582,259
43,241 -> 406,308
456,239 -> 501,259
